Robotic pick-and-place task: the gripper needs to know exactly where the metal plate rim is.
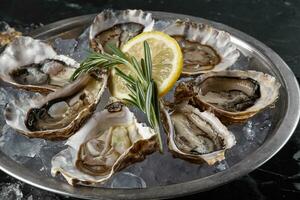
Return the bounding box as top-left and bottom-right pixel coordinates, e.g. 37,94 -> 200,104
0,11 -> 299,200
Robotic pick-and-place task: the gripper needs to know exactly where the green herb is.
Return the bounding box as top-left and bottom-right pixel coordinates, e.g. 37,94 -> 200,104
71,42 -> 163,152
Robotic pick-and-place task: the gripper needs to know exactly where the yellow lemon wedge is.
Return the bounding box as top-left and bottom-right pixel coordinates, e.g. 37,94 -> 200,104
109,31 -> 183,100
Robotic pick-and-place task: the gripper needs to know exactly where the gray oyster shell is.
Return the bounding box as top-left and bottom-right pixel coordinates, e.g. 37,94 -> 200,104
175,70 -> 280,122
89,9 -> 154,52
157,20 -> 240,75
162,102 -> 236,165
0,36 -> 79,93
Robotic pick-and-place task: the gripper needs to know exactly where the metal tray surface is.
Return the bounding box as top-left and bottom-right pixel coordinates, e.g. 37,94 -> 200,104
0,11 -> 299,200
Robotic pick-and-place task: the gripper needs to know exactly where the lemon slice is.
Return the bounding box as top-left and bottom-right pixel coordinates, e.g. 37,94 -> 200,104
109,31 -> 183,100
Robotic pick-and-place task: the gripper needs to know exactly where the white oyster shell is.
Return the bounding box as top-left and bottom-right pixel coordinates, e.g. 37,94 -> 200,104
4,73 -> 107,140
51,102 -> 157,185
175,70 -> 281,122
157,20 -> 240,75
0,36 -> 79,93
89,9 -> 154,52
162,102 -> 236,165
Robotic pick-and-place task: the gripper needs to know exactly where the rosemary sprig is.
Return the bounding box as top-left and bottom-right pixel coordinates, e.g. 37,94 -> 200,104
71,42 -> 163,152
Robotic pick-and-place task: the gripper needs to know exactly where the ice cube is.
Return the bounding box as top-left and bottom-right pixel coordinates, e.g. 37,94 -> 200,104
244,109 -> 272,144
52,27 -> 90,62
153,19 -> 172,30
0,87 -> 10,106
52,38 -> 78,56
38,141 -> 65,175
110,172 -> 146,188
71,27 -> 90,62
230,53 -> 251,70
214,160 -> 229,172
0,183 -> 23,200
0,126 -> 46,164
242,120 -> 255,141
20,155 -> 49,177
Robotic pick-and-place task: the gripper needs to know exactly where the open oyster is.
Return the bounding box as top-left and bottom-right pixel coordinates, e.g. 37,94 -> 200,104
51,102 -> 158,185
90,9 -> 154,52
158,20 -> 239,75
175,70 -> 280,122
4,72 -> 107,140
0,36 -> 79,93
162,102 -> 236,165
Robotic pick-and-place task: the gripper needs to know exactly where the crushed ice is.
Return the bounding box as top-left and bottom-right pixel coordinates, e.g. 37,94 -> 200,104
0,125 -> 46,164
109,172 -> 146,188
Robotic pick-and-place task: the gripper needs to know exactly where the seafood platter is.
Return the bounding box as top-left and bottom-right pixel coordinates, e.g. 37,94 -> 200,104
0,10 -> 299,200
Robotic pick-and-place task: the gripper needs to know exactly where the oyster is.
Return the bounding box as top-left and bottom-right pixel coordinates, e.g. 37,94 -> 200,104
90,9 -> 154,52
4,72 -> 107,140
162,102 -> 236,165
158,20 -> 239,75
175,70 -> 280,122
0,36 -> 79,93
51,102 -> 157,185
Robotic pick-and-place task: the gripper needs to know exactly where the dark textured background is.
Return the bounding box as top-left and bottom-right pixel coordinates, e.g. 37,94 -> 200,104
0,0 -> 300,199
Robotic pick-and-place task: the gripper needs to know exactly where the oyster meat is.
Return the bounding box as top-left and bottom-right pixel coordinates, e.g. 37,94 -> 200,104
162,102 -> 236,165
175,70 -> 280,122
158,20 -> 239,75
0,36 -> 79,93
51,102 -> 158,185
4,72 -> 107,140
90,9 -> 154,52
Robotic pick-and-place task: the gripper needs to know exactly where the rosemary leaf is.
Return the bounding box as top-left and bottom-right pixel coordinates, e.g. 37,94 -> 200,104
145,82 -> 153,126
114,68 -> 135,85
144,42 -> 152,82
107,43 -> 127,60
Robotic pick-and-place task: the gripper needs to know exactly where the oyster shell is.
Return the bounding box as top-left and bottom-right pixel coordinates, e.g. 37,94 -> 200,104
175,70 -> 280,122
158,20 -> 239,75
90,9 -> 154,52
162,102 -> 236,165
0,36 -> 79,93
51,102 -> 158,185
4,72 -> 107,140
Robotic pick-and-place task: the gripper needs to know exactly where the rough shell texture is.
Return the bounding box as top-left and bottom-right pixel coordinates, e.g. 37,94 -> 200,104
4,73 -> 108,140
51,103 -> 158,185
0,36 -> 79,93
161,102 -> 236,165
158,20 -> 240,75
89,9 -> 154,52
175,70 -> 281,122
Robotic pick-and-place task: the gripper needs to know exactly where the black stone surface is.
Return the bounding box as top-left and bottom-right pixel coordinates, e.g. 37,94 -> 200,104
0,0 -> 300,199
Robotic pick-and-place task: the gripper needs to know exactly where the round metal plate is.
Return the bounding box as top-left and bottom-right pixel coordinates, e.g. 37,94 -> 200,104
0,11 -> 299,200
